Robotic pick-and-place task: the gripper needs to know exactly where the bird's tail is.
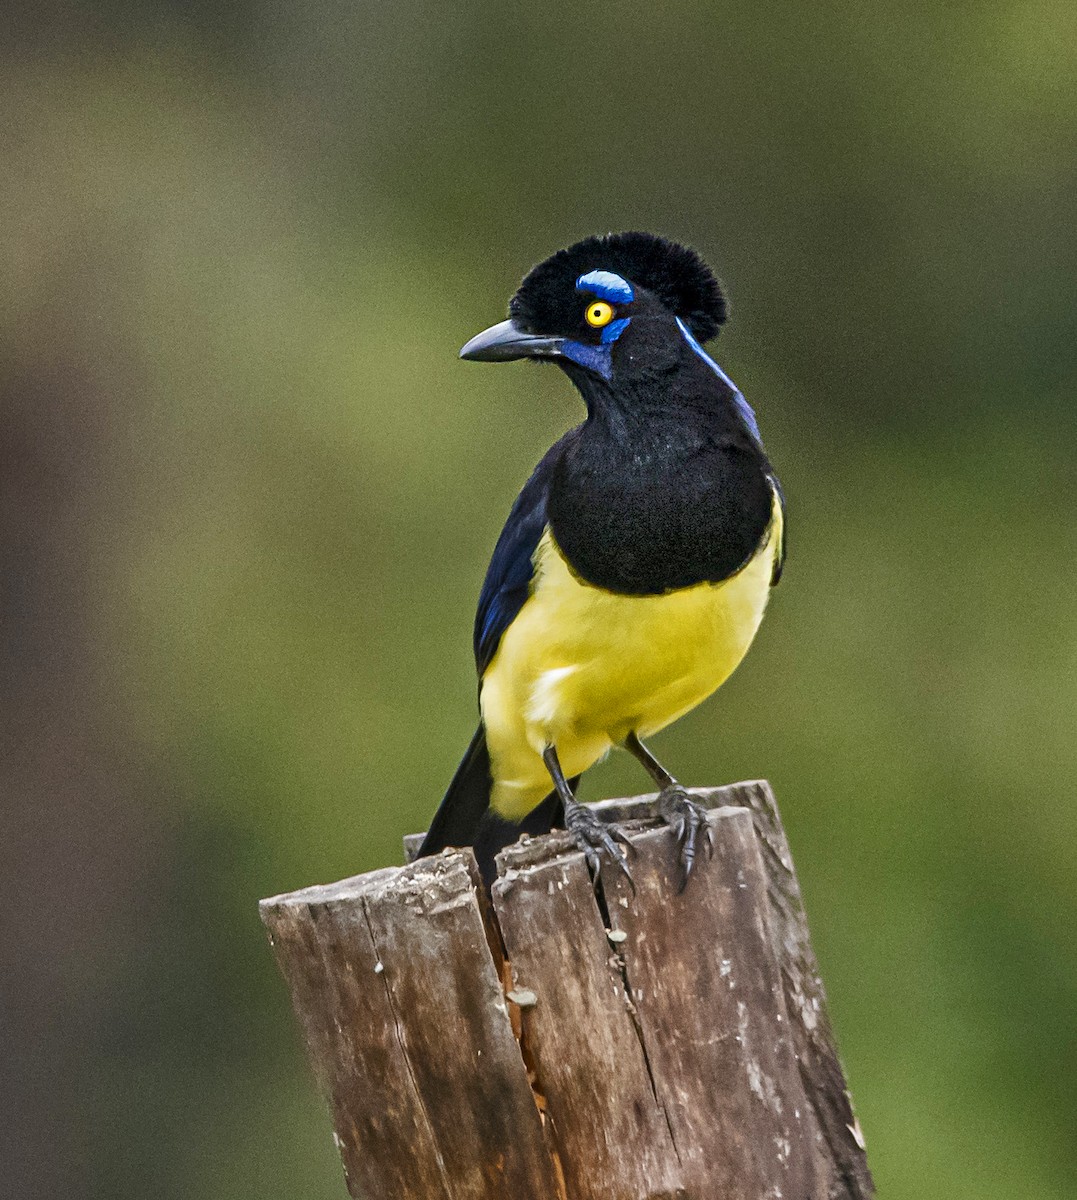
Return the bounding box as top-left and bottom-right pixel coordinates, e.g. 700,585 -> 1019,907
419,725 -> 566,886
419,726 -> 494,860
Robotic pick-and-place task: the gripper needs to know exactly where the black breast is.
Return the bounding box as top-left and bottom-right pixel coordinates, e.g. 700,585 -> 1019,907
547,419 -> 775,595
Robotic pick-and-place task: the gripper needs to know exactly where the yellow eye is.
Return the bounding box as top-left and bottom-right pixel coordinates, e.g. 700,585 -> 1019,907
585,300 -> 615,328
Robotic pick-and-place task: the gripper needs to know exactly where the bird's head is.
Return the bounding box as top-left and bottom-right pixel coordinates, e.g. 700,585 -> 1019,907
460,232 -> 727,392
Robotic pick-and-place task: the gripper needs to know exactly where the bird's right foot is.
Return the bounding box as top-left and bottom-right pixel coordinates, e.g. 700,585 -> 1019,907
562,798 -> 634,888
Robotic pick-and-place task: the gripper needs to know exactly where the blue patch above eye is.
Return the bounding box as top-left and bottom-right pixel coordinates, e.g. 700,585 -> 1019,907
575,270 -> 634,303
676,317 -> 763,443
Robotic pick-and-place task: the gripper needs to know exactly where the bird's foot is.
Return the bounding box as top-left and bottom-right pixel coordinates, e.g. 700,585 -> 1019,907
657,786 -> 714,890
563,799 -> 634,889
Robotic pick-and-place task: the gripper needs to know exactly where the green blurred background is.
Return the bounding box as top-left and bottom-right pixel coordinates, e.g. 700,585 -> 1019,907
3,3 -> 1075,1197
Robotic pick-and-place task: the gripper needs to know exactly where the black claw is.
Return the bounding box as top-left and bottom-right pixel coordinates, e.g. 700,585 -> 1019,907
610,826 -> 636,855
683,828 -> 697,869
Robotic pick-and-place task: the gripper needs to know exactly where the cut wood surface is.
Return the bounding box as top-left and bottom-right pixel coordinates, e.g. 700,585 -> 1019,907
262,855 -> 559,1199
262,781 -> 874,1200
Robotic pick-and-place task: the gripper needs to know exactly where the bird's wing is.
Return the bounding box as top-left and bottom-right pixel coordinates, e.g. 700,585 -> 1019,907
473,431 -> 575,678
768,472 -> 787,586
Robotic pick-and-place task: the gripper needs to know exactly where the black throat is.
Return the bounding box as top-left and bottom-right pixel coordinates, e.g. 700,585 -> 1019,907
546,338 -> 776,595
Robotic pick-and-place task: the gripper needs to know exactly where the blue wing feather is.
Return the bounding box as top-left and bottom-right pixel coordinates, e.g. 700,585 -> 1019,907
473,431 -> 576,677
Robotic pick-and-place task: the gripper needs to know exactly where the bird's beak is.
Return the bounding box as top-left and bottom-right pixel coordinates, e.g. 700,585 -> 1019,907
459,319 -> 565,362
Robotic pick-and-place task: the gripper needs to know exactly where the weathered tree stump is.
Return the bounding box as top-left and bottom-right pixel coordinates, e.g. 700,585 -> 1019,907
261,781 -> 873,1199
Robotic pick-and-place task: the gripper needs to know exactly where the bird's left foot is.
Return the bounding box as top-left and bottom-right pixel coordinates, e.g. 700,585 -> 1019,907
657,786 -> 714,890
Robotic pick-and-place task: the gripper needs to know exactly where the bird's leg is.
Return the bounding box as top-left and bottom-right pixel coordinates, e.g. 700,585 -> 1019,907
542,745 -> 633,886
624,732 -> 714,888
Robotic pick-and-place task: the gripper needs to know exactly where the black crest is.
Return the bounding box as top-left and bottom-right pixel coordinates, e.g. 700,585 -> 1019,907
510,231 -> 728,343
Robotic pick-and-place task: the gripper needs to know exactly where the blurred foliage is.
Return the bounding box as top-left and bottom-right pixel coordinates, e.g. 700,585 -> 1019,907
2,3 -> 1075,1198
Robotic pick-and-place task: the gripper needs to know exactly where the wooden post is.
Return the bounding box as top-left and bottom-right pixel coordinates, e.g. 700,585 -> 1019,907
261,781 -> 874,1199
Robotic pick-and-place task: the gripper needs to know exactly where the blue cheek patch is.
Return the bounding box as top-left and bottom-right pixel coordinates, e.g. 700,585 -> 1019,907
561,340 -> 614,379
575,270 -> 635,304
675,317 -> 763,443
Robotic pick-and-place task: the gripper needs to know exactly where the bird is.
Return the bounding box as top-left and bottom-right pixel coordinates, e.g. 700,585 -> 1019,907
418,232 -> 784,889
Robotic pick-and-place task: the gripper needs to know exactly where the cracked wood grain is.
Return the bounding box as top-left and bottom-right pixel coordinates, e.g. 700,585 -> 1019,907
492,842 -> 686,1200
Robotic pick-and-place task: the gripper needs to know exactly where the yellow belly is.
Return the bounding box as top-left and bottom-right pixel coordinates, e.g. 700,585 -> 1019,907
480,495 -> 782,820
